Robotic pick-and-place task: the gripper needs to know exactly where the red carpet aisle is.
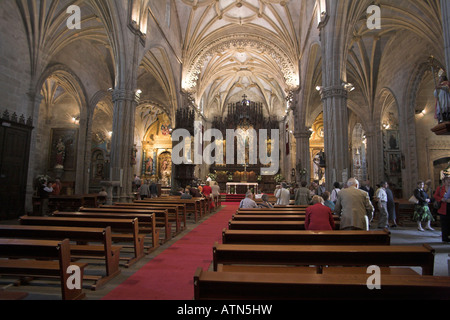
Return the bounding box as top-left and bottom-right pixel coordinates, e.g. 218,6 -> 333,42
102,203 -> 238,300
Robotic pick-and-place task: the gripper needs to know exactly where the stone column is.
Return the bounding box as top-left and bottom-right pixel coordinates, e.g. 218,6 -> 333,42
25,91 -> 43,213
441,0 -> 450,73
109,89 -> 140,203
294,129 -> 312,184
318,1 -> 351,190
321,86 -> 350,188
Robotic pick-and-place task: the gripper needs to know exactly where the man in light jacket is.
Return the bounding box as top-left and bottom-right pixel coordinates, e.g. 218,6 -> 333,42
334,178 -> 374,230
275,182 -> 291,206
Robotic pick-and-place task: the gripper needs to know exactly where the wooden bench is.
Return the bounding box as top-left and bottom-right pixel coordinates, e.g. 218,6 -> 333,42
222,229 -> 391,245
236,209 -> 307,215
78,206 -> 171,242
19,216 -> 145,267
52,211 -> 160,250
0,225 -> 121,290
194,267 -> 450,300
0,238 -> 86,300
232,214 -> 340,221
136,198 -> 203,222
228,220 -> 341,230
108,203 -> 185,232
216,264 -> 419,276
212,243 -> 435,275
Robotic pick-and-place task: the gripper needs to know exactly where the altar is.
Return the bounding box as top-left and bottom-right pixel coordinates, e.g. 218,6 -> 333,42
226,182 -> 259,195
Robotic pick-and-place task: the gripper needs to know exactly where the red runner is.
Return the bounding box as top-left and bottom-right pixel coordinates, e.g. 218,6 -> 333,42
102,203 -> 238,300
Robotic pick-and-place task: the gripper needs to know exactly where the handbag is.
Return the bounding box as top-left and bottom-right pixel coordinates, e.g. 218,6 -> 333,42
408,195 -> 419,204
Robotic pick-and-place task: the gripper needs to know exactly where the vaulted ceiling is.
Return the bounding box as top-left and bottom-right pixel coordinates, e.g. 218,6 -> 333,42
177,0 -> 302,120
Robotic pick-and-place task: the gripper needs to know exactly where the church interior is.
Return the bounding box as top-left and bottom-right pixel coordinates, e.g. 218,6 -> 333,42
1,0 -> 450,301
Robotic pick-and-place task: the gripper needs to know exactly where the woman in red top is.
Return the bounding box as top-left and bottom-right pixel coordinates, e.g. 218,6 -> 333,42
434,176 -> 450,242
305,195 -> 336,230
201,181 -> 214,209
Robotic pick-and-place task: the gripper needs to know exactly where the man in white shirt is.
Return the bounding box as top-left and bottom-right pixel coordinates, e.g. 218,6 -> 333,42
375,181 -> 389,229
275,182 -> 290,206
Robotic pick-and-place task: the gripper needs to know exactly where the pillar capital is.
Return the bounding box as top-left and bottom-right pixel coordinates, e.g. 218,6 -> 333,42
320,85 -> 348,101
111,89 -> 141,104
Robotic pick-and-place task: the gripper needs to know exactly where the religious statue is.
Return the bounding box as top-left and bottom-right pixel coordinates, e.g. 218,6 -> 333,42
434,69 -> 450,123
131,144 -> 137,165
55,138 -> 65,169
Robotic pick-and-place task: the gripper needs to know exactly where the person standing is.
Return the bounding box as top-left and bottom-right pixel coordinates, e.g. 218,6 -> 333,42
334,178 -> 374,230
149,179 -> 158,198
385,182 -> 397,227
413,181 -> 434,232
375,182 -> 389,229
39,181 -> 53,216
51,179 -> 61,196
434,176 -> 450,242
294,181 -> 312,205
211,181 -> 221,207
330,182 -> 341,204
139,180 -> 150,200
202,181 -> 214,210
275,182 -> 290,206
360,180 -> 375,204
305,195 -> 336,230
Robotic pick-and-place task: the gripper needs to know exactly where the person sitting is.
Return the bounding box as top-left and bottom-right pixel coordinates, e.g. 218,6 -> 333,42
239,191 -> 258,208
322,191 -> 335,212
258,194 -> 273,208
98,188 -> 108,205
181,188 -> 192,199
305,195 -> 336,230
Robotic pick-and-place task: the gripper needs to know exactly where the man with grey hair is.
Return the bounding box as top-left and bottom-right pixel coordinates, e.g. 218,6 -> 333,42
334,178 -> 374,230
239,191 -> 258,208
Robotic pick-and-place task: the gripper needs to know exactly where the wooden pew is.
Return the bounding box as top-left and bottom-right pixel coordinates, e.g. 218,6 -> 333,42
112,202 -> 187,230
222,229 -> 391,245
52,211 -> 160,250
232,214 -> 340,222
236,209 -> 307,215
212,243 -> 435,275
233,214 -> 307,221
19,216 -> 145,267
194,268 -> 450,300
228,220 -> 342,230
95,205 -> 180,236
0,225 -> 121,290
136,198 -> 202,222
0,238 -> 86,300
78,206 -> 172,242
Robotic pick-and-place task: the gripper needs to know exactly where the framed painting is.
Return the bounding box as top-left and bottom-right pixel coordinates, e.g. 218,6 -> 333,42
387,152 -> 402,175
385,130 -> 400,151
48,128 -> 78,171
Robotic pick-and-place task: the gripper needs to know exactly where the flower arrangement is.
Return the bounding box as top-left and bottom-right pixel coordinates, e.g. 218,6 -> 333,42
207,172 -> 217,181
274,174 -> 284,183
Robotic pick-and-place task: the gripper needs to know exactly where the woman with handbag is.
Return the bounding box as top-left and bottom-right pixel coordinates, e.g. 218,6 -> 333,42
413,181 -> 434,231
434,176 -> 450,242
